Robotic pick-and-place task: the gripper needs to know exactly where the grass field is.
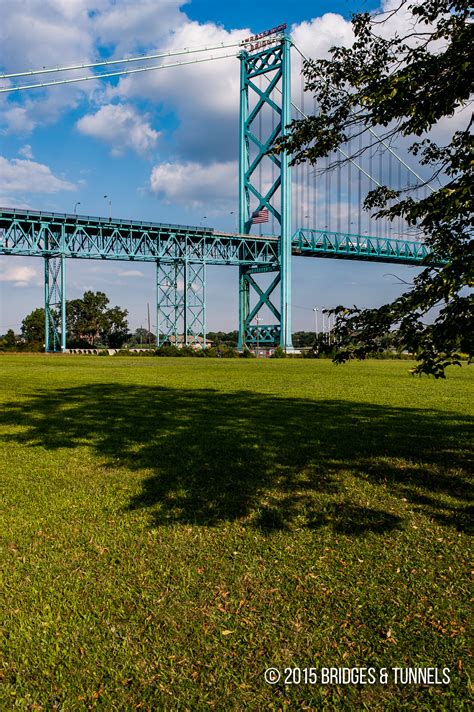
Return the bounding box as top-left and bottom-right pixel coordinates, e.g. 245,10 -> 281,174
1,355 -> 472,710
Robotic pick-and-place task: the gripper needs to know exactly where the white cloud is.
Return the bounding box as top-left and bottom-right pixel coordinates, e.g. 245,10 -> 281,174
0,195 -> 32,209
149,160 -> 237,208
117,269 -> 145,277
0,263 -> 40,288
109,21 -> 249,163
0,156 -> 76,193
18,144 -> 34,159
0,1 -> 100,75
0,0 -> 187,134
76,103 -> 160,156
93,0 -> 188,55
2,107 -> 37,135
291,13 -> 354,62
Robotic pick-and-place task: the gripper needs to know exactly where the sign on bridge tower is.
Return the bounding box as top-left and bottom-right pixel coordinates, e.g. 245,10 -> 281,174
238,28 -> 293,350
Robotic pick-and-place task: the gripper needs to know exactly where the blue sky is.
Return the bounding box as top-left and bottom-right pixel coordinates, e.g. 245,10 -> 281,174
0,0 -> 426,336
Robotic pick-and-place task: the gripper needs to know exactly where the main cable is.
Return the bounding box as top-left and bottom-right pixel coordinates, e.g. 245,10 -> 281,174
0,40 -> 243,80
0,53 -> 237,94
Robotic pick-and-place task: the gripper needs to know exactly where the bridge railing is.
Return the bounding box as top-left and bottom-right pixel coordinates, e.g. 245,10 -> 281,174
0,207 -> 213,235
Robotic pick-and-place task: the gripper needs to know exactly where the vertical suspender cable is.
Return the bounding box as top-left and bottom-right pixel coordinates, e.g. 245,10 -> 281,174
313,97 -> 318,231
369,146 -> 374,236
303,76 -> 310,230
358,131 -> 362,236
300,69 -> 305,231
388,149 -> 393,239
398,156 -> 402,238
337,152 -> 342,233
406,166 -> 410,238
379,146 -> 384,238
259,75 -> 262,237
347,136 -> 352,234
325,156 -> 330,230
271,84 -> 275,236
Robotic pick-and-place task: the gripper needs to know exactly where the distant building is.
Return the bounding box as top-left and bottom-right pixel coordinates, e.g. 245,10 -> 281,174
162,335 -> 213,350
252,347 -> 276,358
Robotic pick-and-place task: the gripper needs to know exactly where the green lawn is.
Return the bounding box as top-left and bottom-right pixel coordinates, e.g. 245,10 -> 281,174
1,356 -> 472,710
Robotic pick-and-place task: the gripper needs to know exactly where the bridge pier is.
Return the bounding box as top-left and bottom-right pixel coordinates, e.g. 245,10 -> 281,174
44,254 -> 66,352
156,259 -> 206,348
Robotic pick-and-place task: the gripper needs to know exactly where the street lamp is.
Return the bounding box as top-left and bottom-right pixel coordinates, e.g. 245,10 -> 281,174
255,314 -> 261,355
312,306 -> 319,344
74,201 -> 81,215
230,211 -> 238,233
103,194 -> 111,221
200,216 -> 207,227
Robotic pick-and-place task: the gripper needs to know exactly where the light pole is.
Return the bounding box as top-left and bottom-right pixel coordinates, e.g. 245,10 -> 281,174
200,216 -> 207,227
74,201 -> 81,215
230,211 -> 238,233
255,314 -> 261,355
313,306 -> 319,346
103,195 -> 111,221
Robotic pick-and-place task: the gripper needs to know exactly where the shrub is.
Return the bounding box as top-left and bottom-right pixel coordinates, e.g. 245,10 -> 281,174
270,346 -> 286,359
155,345 -> 182,357
221,347 -> 238,358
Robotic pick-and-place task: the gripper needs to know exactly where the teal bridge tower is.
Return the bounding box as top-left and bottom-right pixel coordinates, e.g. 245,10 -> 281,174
0,31 -> 432,352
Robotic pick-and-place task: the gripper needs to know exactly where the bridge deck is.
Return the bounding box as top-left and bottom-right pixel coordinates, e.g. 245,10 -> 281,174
0,208 -> 430,266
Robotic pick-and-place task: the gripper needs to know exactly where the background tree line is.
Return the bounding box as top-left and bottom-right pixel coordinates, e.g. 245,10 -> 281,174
8,291 -> 130,350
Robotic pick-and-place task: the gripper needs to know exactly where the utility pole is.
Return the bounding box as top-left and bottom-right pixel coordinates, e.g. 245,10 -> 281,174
147,302 -> 151,344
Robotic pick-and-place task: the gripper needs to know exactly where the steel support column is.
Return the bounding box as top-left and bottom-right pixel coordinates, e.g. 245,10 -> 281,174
185,261 -> 206,347
238,50 -> 250,350
279,35 -> 292,349
44,254 -> 66,352
156,260 -> 184,347
156,259 -> 206,348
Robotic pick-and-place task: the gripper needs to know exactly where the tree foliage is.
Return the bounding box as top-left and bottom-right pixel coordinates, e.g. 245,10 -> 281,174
21,308 -> 45,344
275,0 -> 473,377
0,329 -> 17,351
65,291 -> 129,347
128,328 -> 155,346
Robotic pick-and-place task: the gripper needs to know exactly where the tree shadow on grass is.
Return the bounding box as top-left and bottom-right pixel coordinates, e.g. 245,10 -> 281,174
1,384 -> 472,534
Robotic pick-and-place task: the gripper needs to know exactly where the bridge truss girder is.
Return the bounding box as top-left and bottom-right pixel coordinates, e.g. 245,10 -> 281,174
0,209 -> 433,355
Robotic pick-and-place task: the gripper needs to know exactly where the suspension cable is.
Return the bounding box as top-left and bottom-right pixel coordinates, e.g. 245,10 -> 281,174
0,53 -> 237,94
259,69 -> 382,187
0,40 -> 243,80
291,42 -> 435,192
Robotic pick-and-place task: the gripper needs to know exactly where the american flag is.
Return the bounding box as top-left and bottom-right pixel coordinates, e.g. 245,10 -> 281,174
252,207 -> 269,224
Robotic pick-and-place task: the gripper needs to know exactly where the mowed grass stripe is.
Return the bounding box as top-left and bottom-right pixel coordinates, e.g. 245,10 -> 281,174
1,356 -> 472,710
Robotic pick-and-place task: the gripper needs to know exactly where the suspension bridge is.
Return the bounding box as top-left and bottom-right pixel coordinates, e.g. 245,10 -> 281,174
0,26 -> 434,352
